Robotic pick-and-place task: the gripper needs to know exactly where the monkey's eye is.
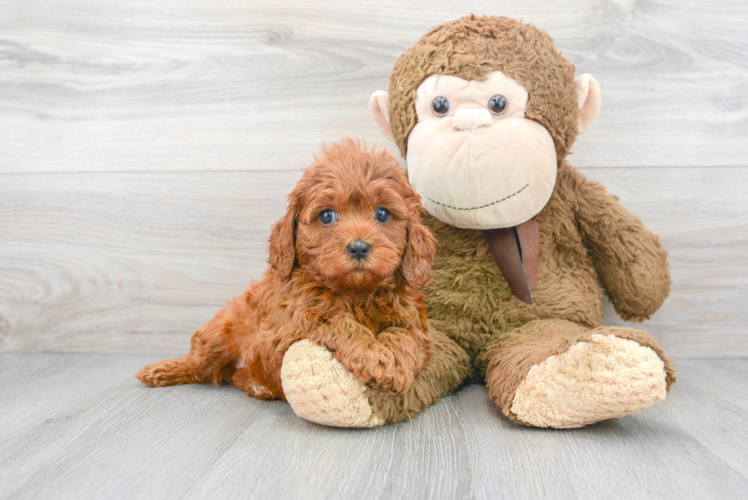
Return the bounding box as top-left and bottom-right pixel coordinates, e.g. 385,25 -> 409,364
318,209 -> 337,225
375,207 -> 391,223
488,94 -> 507,115
431,96 -> 450,116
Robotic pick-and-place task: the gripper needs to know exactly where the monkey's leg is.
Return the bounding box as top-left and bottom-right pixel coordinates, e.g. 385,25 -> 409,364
280,329 -> 471,427
477,319 -> 676,428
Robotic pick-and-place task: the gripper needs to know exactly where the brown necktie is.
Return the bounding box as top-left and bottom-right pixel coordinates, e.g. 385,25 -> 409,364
484,218 -> 540,304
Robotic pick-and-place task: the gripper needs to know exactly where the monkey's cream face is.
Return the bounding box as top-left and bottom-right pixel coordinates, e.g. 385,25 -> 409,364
406,71 -> 557,229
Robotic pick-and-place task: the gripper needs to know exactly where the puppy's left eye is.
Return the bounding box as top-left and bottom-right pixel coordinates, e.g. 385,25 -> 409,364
375,207 -> 391,223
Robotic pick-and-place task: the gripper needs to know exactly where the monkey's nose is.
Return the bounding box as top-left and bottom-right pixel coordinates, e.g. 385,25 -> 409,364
346,240 -> 371,260
452,109 -> 492,131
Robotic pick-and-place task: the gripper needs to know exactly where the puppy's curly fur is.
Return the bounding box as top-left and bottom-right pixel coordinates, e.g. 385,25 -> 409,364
137,139 -> 437,399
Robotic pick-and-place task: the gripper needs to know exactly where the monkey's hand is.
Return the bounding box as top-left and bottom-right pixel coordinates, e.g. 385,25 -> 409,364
563,164 -> 670,322
280,339 -> 384,428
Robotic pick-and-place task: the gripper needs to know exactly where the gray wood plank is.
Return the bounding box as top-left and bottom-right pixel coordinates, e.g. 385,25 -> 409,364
0,170 -> 297,354
0,353 -> 166,439
1,354 -> 746,500
0,0 -> 746,173
1,167 -> 745,356
0,354 -> 271,500
453,383 -> 748,499
657,358 -> 748,476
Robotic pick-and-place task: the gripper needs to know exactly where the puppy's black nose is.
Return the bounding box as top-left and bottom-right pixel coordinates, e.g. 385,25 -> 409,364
347,240 -> 371,260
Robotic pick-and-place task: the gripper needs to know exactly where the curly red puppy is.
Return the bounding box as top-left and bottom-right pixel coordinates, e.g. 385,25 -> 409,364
137,139 -> 436,399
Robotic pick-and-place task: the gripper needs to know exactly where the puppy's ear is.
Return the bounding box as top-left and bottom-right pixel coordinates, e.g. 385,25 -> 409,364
268,188 -> 302,280
402,210 -> 437,289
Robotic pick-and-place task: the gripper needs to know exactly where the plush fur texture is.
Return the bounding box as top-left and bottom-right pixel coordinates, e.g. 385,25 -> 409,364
406,71 -> 558,229
510,333 -> 669,428
425,163 -> 673,361
282,340 -> 385,427
479,320 -> 675,426
365,328 -> 472,423
358,15 -> 676,428
282,326 -> 473,426
137,139 -> 437,400
363,163 -> 676,425
388,14 -> 578,162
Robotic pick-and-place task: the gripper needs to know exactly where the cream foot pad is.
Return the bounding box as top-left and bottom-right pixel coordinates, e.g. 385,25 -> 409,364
511,334 -> 668,428
281,340 -> 384,428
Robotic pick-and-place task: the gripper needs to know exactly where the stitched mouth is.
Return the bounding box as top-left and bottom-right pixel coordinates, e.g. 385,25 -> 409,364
422,183 -> 529,211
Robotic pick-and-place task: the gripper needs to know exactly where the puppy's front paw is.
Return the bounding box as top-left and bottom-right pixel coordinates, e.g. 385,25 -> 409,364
357,363 -> 414,395
281,340 -> 384,428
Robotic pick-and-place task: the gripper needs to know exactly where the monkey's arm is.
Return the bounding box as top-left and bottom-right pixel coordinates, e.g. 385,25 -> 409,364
562,164 -> 671,322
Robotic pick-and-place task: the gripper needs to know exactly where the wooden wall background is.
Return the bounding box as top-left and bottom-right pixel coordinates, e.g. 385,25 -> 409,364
1,0 -> 746,356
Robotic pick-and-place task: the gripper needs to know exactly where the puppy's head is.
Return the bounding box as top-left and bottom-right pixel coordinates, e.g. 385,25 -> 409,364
268,138 -> 436,293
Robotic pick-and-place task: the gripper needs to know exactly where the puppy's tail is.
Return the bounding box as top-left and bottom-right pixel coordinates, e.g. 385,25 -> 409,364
136,357 -> 202,387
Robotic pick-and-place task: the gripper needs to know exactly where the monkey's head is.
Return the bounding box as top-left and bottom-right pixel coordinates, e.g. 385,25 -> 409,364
370,15 -> 601,230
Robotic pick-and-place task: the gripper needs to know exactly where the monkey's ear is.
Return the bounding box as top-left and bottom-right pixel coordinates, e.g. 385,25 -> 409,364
369,91 -> 395,142
575,74 -> 601,134
268,193 -> 300,280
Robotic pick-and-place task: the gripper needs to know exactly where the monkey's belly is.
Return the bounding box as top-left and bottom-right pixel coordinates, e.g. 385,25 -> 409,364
424,253 -> 603,360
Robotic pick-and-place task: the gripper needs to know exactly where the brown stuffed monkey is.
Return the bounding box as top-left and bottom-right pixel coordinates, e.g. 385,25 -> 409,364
280,15 -> 675,428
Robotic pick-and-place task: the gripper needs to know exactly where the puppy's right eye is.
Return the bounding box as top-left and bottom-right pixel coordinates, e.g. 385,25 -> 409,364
318,209 -> 336,225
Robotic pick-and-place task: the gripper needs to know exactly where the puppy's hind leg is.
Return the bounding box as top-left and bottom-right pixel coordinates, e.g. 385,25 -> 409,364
136,357 -> 201,387
137,312 -> 236,387
231,368 -> 282,400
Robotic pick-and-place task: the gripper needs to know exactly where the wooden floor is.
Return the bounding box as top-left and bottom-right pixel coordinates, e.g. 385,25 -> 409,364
1,354 -> 747,500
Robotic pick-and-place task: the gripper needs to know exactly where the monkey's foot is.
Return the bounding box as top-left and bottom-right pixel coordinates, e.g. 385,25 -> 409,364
510,333 -> 669,428
280,340 -> 384,428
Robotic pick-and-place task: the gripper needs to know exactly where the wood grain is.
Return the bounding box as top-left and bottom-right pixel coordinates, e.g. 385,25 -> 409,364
659,358 -> 748,475
0,167 -> 745,356
0,0 -> 746,173
0,354 -> 746,500
1,2 -> 746,497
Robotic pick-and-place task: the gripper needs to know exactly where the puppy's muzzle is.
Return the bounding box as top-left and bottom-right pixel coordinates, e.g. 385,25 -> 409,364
347,240 -> 371,260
